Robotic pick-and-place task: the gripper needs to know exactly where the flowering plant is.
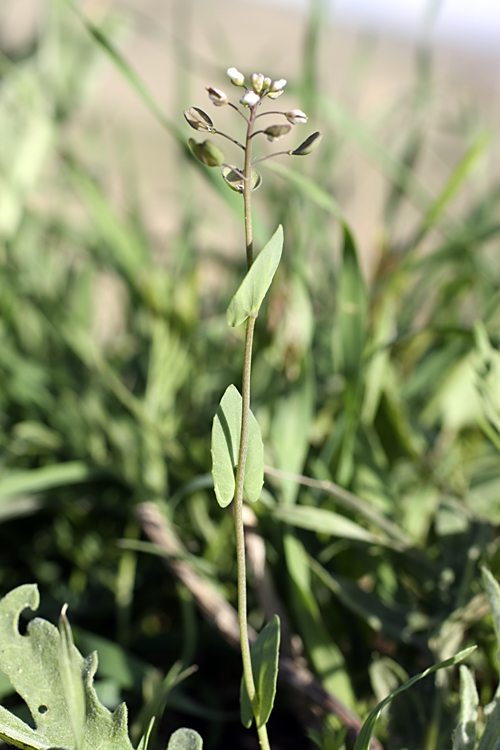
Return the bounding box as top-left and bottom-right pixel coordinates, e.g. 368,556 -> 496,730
183,68 -> 322,750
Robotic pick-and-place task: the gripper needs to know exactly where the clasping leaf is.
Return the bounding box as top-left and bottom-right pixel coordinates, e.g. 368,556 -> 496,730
227,225 -> 284,327
211,385 -> 264,508
240,616 -> 281,730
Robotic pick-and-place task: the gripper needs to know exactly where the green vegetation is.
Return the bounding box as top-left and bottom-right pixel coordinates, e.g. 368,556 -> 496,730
1,1 -> 500,749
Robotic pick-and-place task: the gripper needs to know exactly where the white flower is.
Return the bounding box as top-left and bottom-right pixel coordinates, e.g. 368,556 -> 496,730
285,109 -> 308,124
206,87 -> 228,106
240,90 -> 261,107
251,73 -> 265,94
268,89 -> 284,100
270,78 -> 287,92
227,67 -> 245,86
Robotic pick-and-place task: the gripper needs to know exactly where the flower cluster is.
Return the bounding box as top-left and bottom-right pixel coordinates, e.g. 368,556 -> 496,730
184,66 -> 321,190
224,67 -> 292,109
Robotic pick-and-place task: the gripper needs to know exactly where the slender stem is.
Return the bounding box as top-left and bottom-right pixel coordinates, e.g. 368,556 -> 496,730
252,150 -> 292,165
243,107 -> 256,266
228,101 -> 249,123
213,129 -> 245,150
233,104 -> 272,750
255,110 -> 286,119
221,163 -> 246,180
234,315 -> 257,704
250,128 -> 290,140
257,725 -> 272,750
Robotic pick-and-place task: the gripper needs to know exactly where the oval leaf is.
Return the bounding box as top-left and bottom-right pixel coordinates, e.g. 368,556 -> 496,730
211,385 -> 264,508
167,728 -> 203,750
227,225 -> 284,327
222,166 -> 262,193
240,616 -> 281,729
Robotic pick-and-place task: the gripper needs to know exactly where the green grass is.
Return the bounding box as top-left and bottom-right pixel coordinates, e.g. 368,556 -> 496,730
1,1 -> 500,748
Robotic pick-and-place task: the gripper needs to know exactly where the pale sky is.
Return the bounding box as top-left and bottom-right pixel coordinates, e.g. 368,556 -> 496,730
264,0 -> 500,52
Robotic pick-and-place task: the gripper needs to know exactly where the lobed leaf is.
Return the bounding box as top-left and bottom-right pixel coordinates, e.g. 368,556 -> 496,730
211,385 -> 264,507
0,584 -> 134,750
226,225 -> 284,327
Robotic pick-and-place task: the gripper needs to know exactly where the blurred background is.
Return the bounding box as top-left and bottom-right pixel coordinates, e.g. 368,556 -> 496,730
1,1 -> 500,749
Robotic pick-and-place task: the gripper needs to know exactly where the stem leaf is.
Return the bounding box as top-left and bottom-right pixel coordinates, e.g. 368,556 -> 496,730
227,225 -> 284,327
353,647 -> 475,750
240,616 -> 281,729
211,385 -> 264,507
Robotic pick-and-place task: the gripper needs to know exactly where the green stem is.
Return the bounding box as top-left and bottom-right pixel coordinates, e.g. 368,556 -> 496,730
233,105 -> 271,750
243,108 -> 255,267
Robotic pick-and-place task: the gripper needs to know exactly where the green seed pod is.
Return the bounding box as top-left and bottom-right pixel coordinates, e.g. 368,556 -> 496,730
221,166 -> 262,193
290,131 -> 322,155
264,124 -> 291,142
184,107 -> 214,132
188,138 -> 225,167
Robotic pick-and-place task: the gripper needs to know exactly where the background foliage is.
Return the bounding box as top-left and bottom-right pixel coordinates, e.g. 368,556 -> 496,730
1,1 -> 500,748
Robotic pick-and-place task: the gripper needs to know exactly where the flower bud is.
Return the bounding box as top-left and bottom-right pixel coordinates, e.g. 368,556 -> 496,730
188,138 -> 225,167
290,131 -> 322,156
264,124 -> 291,141
267,89 -> 284,100
227,67 -> 245,86
285,109 -> 308,125
240,91 -> 261,107
270,78 -> 287,92
184,107 -> 214,132
263,77 -> 272,91
251,73 -> 265,94
206,87 -> 228,106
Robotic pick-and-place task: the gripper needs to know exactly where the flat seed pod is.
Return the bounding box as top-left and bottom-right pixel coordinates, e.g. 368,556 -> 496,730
264,124 -> 291,141
188,138 -> 224,167
183,107 -> 214,132
221,166 -> 262,193
290,131 -> 322,155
